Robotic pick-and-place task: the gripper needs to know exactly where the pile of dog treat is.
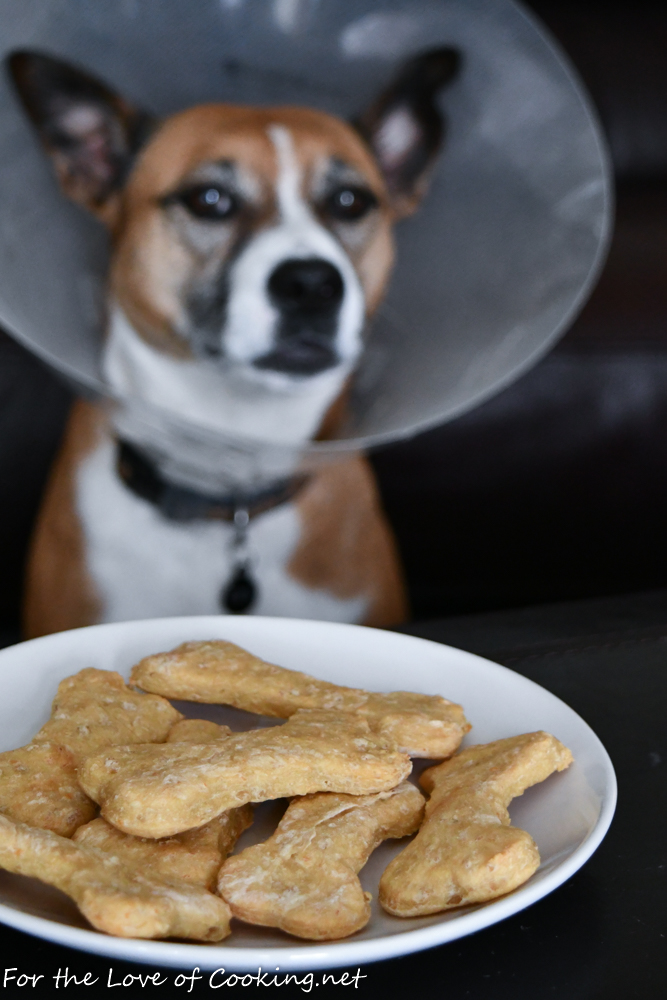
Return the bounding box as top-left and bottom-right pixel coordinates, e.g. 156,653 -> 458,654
0,640 -> 572,942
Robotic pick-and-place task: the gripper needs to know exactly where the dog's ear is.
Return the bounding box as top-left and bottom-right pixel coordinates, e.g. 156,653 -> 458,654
355,48 -> 461,218
7,50 -> 153,225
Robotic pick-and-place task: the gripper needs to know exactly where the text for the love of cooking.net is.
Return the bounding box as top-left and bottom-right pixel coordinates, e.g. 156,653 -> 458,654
2,965 -> 367,990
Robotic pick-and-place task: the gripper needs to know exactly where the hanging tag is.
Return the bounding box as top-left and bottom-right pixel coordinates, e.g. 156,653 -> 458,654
222,563 -> 257,613
220,508 -> 258,613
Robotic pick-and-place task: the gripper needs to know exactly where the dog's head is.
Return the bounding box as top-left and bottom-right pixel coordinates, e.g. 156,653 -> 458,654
9,48 -> 458,429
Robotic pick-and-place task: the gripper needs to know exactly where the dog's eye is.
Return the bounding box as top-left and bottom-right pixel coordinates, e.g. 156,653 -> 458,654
177,185 -> 238,220
325,186 -> 378,221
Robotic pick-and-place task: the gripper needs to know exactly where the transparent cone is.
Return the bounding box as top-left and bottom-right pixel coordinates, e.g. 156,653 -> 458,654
0,0 -> 611,478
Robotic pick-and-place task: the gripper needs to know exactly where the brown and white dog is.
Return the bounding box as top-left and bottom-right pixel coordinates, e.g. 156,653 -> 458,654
9,48 -> 459,637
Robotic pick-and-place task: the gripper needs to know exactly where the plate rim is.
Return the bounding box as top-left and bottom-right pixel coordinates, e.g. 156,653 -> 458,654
0,616 -> 617,971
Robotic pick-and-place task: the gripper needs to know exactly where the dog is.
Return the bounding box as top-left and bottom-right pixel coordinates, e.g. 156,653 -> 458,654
9,47 -> 459,637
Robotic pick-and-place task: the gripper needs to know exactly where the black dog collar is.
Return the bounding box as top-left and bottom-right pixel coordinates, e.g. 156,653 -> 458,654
116,439 -> 309,524
116,438 -> 310,615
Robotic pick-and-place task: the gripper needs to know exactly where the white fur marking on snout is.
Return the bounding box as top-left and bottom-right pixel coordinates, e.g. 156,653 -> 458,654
222,124 -> 366,382
271,123 -> 311,226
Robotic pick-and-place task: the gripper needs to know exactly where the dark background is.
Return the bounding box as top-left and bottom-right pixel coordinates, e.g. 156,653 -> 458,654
2,0 -> 667,641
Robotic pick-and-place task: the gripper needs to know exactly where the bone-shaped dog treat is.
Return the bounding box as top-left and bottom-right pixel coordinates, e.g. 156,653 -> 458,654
0,813 -> 231,941
218,781 -> 424,940
0,669 -> 181,837
0,742 -> 95,837
131,640 -> 470,757
73,806 -> 253,891
33,668 -> 183,764
166,718 -> 231,743
379,731 -> 573,917
79,709 -> 412,838
74,717 -> 251,889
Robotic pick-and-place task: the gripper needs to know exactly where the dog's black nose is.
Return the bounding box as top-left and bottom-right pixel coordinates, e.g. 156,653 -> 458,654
268,258 -> 344,313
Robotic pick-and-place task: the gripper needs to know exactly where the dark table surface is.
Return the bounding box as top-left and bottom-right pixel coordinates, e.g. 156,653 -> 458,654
0,589 -> 665,998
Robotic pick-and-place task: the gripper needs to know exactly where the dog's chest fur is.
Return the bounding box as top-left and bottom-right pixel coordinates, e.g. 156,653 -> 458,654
24,399 -> 405,636
77,433 -> 368,624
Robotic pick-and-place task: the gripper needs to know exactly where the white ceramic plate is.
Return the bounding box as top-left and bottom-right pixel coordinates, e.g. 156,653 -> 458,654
0,617 -> 616,971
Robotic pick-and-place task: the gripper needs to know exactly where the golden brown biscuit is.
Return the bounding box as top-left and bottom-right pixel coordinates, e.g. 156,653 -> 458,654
79,709 -> 412,838
379,731 -> 573,917
0,669 -> 181,837
166,718 -> 231,743
33,668 -> 182,764
74,717 -> 251,889
131,639 -> 469,757
0,742 -> 95,837
0,813 -> 231,941
218,781 -> 424,940
73,806 -> 252,891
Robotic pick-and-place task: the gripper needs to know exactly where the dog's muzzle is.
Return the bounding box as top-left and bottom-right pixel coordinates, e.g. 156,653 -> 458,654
255,257 -> 344,376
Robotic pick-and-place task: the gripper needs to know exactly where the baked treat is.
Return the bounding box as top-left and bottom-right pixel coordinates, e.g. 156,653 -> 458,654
79,709 -> 412,838
73,806 -> 252,891
33,668 -> 182,764
131,639 -> 470,757
0,813 -> 231,941
219,781 -> 424,940
0,668 -> 181,836
0,741 -> 95,837
74,716 -> 251,889
379,731 -> 573,916
166,718 -> 231,743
